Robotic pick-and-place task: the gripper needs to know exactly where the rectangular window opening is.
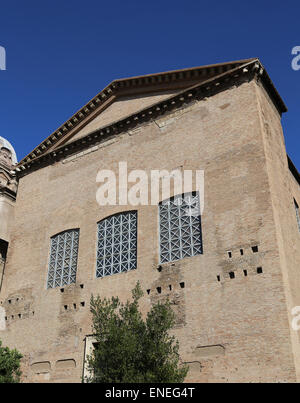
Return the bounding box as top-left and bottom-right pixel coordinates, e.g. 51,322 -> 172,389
159,192 -> 203,264
47,229 -> 79,289
96,211 -> 137,278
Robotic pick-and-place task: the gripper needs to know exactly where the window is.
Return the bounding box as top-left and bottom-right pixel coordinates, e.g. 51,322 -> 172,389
295,199 -> 300,233
159,192 -> 203,264
96,211 -> 137,278
47,229 -> 79,289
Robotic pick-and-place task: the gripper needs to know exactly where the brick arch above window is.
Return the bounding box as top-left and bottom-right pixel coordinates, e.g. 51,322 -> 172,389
96,211 -> 137,278
47,229 -> 80,289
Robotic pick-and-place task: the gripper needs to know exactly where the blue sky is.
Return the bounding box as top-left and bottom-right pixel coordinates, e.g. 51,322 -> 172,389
0,0 -> 299,169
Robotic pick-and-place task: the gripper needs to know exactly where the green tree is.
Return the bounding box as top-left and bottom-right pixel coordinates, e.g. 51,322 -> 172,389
0,339 -> 22,383
85,282 -> 188,383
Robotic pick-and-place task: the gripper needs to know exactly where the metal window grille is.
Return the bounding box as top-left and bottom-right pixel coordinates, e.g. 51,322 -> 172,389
47,229 -> 79,289
159,192 -> 203,264
96,211 -> 137,278
295,199 -> 300,233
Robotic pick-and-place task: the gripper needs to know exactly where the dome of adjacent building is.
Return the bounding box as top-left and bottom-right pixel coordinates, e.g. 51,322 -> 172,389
0,136 -> 17,164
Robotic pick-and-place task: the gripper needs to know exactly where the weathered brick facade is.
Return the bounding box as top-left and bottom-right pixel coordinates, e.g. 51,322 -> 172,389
0,58 -> 300,382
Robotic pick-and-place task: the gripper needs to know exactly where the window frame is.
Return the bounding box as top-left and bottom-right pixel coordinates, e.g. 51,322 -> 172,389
158,191 -> 203,264
95,210 -> 138,279
46,228 -> 80,289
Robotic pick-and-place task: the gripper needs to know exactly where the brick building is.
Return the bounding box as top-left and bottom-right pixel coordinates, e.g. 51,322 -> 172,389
0,58 -> 300,382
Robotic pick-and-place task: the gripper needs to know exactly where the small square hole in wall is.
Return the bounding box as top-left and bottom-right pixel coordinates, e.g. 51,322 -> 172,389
252,246 -> 258,253
60,288 -> 64,293
157,266 -> 162,272
217,275 -> 221,282
18,314 -> 22,319
156,287 -> 162,294
229,272 -> 235,279
73,304 -> 77,310
64,305 -> 68,311
169,285 -> 172,291
80,284 -> 84,289
257,267 -> 263,274
243,270 -> 248,277
179,282 -> 185,289
80,302 -> 85,307
147,289 -> 151,295
8,299 -> 11,304
227,251 -> 232,258
240,249 -> 244,256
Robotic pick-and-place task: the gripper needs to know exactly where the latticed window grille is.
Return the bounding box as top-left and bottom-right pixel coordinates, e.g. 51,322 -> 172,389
295,199 -> 300,233
96,211 -> 137,278
159,192 -> 203,264
47,229 -> 79,289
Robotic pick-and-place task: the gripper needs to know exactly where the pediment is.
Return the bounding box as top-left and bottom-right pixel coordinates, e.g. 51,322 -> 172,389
62,89 -> 182,146
16,58 -> 286,172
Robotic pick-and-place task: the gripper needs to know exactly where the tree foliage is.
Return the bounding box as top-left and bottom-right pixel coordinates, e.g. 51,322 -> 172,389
0,339 -> 22,383
86,282 -> 188,383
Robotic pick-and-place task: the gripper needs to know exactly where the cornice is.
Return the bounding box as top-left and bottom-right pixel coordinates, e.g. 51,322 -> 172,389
0,186 -> 17,201
15,59 -> 287,177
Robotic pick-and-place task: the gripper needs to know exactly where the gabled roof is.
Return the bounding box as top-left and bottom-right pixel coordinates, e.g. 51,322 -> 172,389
15,58 -> 287,174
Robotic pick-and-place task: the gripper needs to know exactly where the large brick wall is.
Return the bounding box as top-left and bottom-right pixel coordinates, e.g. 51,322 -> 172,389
0,78 -> 299,382
255,81 -> 300,380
